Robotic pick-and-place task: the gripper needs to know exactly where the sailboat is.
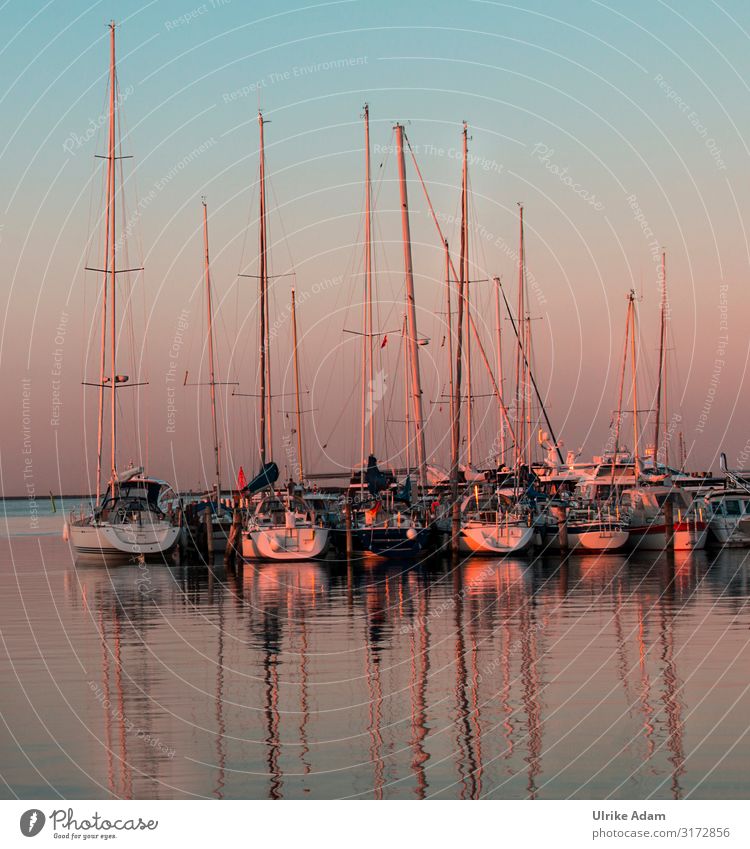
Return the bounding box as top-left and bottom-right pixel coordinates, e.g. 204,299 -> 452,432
458,486 -> 535,554
238,112 -> 329,561
67,23 -> 180,561
334,111 -> 431,559
185,199 -> 234,554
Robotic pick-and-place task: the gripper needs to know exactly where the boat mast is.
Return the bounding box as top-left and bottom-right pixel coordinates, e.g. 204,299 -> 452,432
360,105 -> 374,486
258,111 -> 268,465
394,123 -> 427,491
107,21 -> 118,489
654,250 -> 667,467
364,104 -> 374,458
461,123 -> 472,468
202,199 -> 221,501
95,28 -> 115,502
514,204 -> 525,469
451,241 -> 465,549
445,239 -> 455,449
629,290 -> 640,477
610,293 -> 631,486
402,314 -> 410,473
494,277 -> 505,464
290,288 -> 304,484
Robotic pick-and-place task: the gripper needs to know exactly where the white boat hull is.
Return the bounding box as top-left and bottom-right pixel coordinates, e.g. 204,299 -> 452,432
573,528 -> 629,551
69,520 -> 181,560
459,523 -> 534,555
242,526 -> 329,561
707,518 -> 750,547
629,522 -> 708,551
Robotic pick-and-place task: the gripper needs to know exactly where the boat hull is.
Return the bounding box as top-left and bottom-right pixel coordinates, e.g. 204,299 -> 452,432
707,518 -> 750,547
69,520 -> 181,561
572,528 -> 630,551
629,521 -> 708,551
458,523 -> 535,555
242,527 -> 329,561
331,526 -> 431,558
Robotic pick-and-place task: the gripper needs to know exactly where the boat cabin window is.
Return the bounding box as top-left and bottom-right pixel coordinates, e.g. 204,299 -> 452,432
724,499 -> 742,516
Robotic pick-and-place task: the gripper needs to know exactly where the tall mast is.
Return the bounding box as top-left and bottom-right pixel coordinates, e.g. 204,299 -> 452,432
402,314 -> 410,473
526,314 -> 533,463
95,27 -> 114,501
257,111 -> 268,465
394,124 -> 427,491
654,250 -> 667,467
629,290 -> 640,477
494,277 -> 505,464
610,293 -> 631,486
290,288 -> 304,483
202,199 -> 221,500
451,236 -> 465,549
107,21 -> 117,488
364,104 -> 374,457
514,204 -> 525,469
460,123 -> 472,467
360,105 -> 374,484
445,239 -> 455,449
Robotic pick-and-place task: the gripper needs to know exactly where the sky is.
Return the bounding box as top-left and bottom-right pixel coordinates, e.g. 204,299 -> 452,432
2,0 -> 750,496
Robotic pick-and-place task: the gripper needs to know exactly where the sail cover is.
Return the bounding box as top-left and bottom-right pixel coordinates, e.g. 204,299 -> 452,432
242,462 -> 279,494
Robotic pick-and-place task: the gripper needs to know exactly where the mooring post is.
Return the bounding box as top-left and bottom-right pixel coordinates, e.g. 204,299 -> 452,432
204,507 -> 213,559
664,498 -> 675,551
344,498 -> 353,556
553,503 -> 569,551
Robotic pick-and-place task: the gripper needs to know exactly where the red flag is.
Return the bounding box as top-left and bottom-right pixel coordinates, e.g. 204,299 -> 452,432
380,334 -> 388,348
237,466 -> 247,489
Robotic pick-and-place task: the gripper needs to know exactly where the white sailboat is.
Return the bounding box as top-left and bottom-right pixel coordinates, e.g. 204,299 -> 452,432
67,23 -> 180,561
242,492 -> 329,560
458,488 -> 535,555
238,112 -> 328,561
185,199 -> 234,554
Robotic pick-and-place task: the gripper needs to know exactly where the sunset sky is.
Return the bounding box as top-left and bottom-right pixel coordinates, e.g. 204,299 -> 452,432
2,0 -> 749,495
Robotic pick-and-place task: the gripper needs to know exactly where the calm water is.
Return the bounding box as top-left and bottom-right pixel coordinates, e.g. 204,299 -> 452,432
1,500 -> 749,799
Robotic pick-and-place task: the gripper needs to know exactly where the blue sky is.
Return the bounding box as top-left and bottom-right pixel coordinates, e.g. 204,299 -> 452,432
2,0 -> 750,492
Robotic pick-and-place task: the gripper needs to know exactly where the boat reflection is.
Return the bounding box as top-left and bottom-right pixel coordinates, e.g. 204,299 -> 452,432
55,547 -> 743,799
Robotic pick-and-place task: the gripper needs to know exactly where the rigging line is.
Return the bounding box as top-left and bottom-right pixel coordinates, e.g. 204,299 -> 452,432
266,170 -> 297,278
317,126 -> 397,470
233,173 -> 260,383
403,132 -> 517,448
496,279 -> 561,464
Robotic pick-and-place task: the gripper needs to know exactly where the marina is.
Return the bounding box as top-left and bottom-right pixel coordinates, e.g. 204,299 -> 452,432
2,502 -> 750,800
3,0 -> 750,822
